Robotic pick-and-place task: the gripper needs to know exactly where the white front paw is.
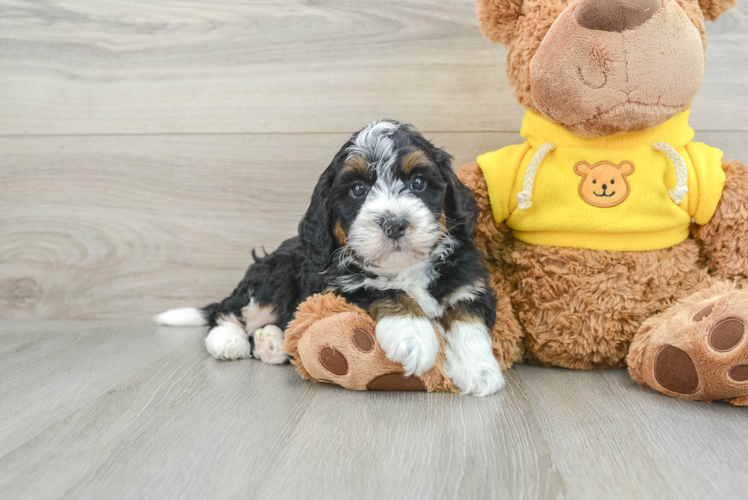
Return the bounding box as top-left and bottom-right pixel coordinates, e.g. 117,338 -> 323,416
252,325 -> 288,364
444,349 -> 505,396
205,323 -> 251,360
443,320 -> 505,396
376,316 -> 439,376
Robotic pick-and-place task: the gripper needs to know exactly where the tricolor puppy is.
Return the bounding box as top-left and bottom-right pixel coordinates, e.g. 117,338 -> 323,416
155,120 -> 504,396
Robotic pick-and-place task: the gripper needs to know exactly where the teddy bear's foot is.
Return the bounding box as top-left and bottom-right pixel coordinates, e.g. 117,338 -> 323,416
628,282 -> 748,404
284,294 -> 456,392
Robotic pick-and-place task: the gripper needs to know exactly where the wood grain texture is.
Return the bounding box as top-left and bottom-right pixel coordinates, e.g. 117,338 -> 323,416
2,3 -> 747,499
0,321 -> 746,500
1,130 -> 747,320
0,0 -> 745,135
0,131 -> 525,320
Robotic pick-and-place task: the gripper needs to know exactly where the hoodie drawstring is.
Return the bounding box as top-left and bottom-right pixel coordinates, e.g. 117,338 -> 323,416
652,142 -> 689,205
517,143 -> 556,210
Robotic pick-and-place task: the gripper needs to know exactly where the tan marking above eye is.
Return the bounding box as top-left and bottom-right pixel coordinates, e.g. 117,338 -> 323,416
342,155 -> 369,176
401,150 -> 429,174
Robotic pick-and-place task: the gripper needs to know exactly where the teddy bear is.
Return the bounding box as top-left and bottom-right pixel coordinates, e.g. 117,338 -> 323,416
284,0 -> 748,405
455,0 -> 748,404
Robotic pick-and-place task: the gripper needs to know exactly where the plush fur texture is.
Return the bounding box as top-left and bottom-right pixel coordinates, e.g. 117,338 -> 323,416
469,0 -> 745,403
461,158 -> 721,369
628,281 -> 748,403
693,158 -> 748,284
476,0 -> 730,137
457,163 -> 525,369
284,293 -> 458,392
698,0 -> 739,21
530,0 -> 704,137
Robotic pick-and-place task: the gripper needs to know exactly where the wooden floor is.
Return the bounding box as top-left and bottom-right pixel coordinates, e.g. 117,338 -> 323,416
2,1 -> 748,499
1,320 -> 746,500
0,0 -> 746,320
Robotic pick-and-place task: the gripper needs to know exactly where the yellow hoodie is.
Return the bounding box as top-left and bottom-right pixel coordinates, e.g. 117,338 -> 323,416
477,111 -> 725,251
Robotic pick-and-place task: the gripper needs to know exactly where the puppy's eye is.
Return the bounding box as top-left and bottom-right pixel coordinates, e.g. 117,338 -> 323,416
592,179 -> 597,184
410,175 -> 427,192
611,179 -> 615,184
350,182 -> 368,198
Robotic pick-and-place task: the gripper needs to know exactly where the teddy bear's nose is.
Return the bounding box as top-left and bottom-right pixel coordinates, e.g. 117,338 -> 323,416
575,0 -> 661,32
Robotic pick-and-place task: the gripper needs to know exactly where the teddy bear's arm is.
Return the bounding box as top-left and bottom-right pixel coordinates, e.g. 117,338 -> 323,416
692,158 -> 748,283
457,162 -> 514,258
457,162 -> 525,368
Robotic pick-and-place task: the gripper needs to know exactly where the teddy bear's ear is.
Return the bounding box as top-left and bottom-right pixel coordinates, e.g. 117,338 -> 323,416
477,0 -> 524,45
698,0 -> 738,21
617,162 -> 635,176
574,161 -> 592,176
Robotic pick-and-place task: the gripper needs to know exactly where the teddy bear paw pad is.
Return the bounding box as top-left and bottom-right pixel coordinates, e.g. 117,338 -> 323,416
318,347 -> 349,375
708,318 -> 745,352
648,291 -> 748,403
366,372 -> 426,391
653,345 -> 699,395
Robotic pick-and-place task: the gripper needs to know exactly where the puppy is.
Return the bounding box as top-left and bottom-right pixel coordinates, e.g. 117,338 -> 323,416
155,120 -> 504,396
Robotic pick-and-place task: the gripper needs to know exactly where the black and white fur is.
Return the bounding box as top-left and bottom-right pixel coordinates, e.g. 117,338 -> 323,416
155,120 -> 504,396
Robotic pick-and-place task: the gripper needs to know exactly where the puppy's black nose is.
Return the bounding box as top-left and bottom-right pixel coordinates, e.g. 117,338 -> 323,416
381,217 -> 409,240
602,184 -> 608,190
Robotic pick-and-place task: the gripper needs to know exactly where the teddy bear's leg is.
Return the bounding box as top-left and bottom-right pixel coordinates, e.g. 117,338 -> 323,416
283,294 -> 456,392
458,162 -> 525,368
628,281 -> 748,405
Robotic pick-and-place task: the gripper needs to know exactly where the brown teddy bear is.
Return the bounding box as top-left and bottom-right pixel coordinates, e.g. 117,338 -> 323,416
285,0 -> 748,404
455,0 -> 748,404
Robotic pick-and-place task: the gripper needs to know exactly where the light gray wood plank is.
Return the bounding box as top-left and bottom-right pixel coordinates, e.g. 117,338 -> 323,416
0,131 -> 523,320
0,321 -> 200,454
0,321 -> 746,500
1,131 -> 746,320
0,0 -> 744,135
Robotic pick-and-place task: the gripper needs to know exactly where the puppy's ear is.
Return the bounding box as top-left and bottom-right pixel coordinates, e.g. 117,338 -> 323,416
298,156 -> 340,286
477,0 -> 524,45
436,150 -> 479,245
698,0 -> 737,21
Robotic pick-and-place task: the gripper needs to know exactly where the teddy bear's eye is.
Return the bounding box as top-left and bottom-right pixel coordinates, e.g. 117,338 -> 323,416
611,179 -> 615,184
592,179 -> 597,184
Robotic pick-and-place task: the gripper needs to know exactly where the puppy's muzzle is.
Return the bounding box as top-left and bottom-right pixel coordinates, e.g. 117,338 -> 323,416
380,217 -> 409,241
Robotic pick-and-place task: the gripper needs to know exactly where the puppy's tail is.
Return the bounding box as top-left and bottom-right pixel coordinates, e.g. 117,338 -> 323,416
153,306 -> 212,327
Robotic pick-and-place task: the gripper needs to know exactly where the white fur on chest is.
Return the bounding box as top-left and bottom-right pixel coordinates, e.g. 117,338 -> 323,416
360,262 -> 443,319
403,283 -> 442,319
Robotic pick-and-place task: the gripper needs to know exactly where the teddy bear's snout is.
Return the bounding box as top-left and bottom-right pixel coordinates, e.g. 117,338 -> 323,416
575,0 -> 661,32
